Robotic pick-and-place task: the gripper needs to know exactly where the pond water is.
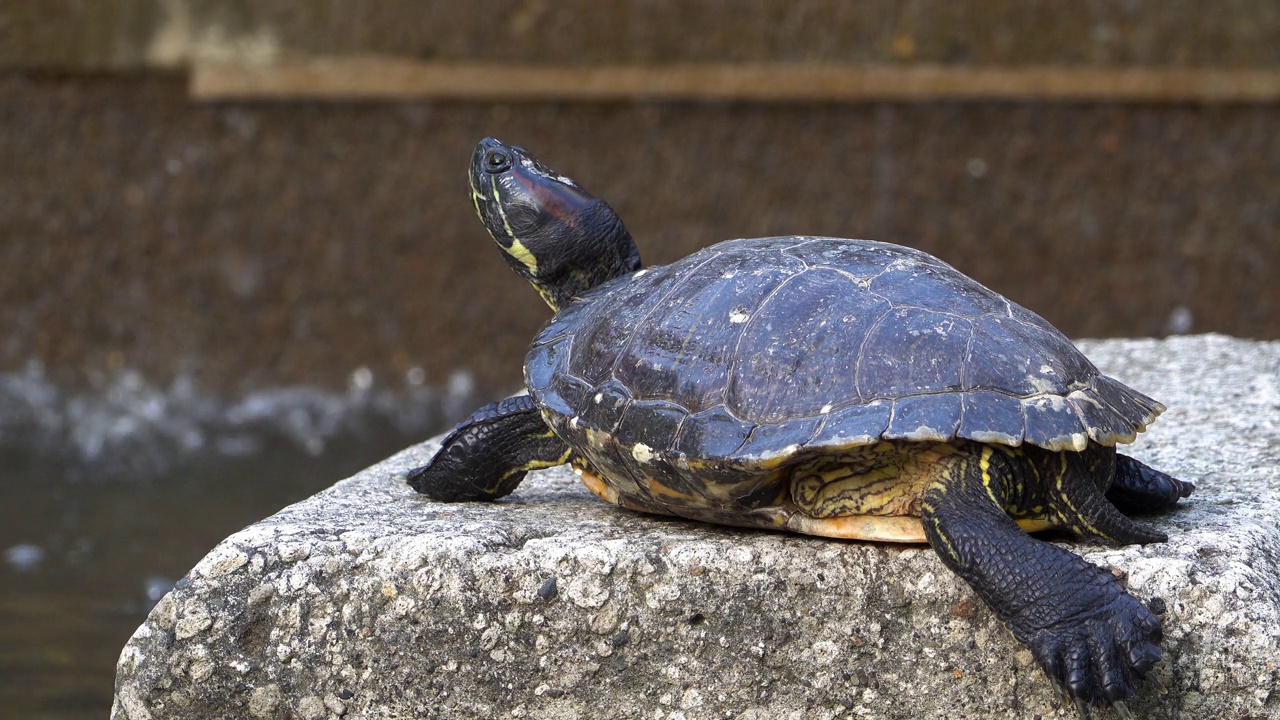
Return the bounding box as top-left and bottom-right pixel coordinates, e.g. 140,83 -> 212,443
0,367 -> 479,719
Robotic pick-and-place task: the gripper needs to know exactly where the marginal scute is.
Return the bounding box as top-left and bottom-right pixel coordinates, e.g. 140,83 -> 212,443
674,405 -> 754,460
730,414 -> 825,464
1091,374 -> 1165,429
958,390 -> 1027,446
546,373 -> 592,419
525,335 -> 572,394
807,401 -> 892,451
577,378 -> 632,436
1068,389 -> 1140,446
883,394 -> 962,442
1022,395 -> 1090,452
614,399 -> 688,452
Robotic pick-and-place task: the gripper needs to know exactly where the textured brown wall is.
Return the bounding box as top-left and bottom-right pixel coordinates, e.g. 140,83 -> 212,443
2,1 -> 1277,397
5,1 -> 1280,69
2,75 -> 1276,398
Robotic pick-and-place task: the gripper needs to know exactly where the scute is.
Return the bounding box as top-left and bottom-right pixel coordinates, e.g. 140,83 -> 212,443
553,263 -> 677,387
674,405 -> 754,460
782,237 -> 939,281
883,394 -> 963,443
957,391 -> 1027,446
812,401 -> 892,449
854,307 -> 971,399
525,334 -> 572,396
727,266 -> 889,423
616,248 -> 802,410
546,372 -> 591,419
1089,375 -> 1164,433
525,236 -> 1163,468
866,255 -> 1010,318
578,378 -> 631,435
1069,390 -> 1140,446
614,399 -> 687,451
730,413 -> 825,463
965,314 -> 1092,396
1022,394 -> 1091,451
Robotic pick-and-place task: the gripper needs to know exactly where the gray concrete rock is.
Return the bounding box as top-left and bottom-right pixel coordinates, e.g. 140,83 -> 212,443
113,335 -> 1280,720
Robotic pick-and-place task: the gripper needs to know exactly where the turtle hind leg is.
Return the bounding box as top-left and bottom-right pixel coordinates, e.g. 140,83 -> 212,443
1029,445 -> 1168,545
406,395 -> 569,502
920,445 -> 1164,711
1106,454 -> 1194,516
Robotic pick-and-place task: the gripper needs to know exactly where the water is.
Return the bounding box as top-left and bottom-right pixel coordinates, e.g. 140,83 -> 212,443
0,366 -> 482,719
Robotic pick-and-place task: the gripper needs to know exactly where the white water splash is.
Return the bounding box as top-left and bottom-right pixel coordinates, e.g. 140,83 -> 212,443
0,360 -> 483,477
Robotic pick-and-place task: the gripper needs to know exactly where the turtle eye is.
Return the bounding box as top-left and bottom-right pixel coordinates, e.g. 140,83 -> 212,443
484,150 -> 512,173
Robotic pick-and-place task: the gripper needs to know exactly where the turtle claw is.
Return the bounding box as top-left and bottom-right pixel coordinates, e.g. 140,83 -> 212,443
1147,673 -> 1168,695
1014,566 -> 1164,713
1113,700 -> 1133,720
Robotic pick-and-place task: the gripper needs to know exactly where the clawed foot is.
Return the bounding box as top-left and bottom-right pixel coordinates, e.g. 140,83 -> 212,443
1020,592 -> 1165,716
1108,454 -> 1195,516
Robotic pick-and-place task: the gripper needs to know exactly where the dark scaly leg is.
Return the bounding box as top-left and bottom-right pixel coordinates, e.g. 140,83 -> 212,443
921,445 -> 1165,713
1028,444 -> 1169,545
406,395 -> 570,502
1106,453 -> 1195,515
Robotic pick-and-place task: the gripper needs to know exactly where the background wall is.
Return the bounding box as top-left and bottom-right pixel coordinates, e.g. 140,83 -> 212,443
3,1 -> 1278,402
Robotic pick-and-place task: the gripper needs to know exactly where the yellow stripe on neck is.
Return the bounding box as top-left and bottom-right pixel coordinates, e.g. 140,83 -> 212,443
506,238 -> 539,272
490,184 -> 539,273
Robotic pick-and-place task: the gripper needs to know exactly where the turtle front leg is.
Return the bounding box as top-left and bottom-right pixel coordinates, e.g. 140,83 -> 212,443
406,395 -> 570,502
920,447 -> 1164,714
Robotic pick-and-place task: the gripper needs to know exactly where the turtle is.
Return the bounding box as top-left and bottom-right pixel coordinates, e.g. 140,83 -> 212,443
407,137 -> 1194,716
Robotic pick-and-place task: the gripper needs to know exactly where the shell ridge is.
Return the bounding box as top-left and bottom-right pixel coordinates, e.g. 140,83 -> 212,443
778,236 -> 817,267
827,266 -> 874,286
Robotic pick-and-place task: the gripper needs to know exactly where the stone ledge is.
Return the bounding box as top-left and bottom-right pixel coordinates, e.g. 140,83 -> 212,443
113,335 -> 1280,720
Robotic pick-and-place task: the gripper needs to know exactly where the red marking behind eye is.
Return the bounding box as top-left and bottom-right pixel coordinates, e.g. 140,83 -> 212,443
514,168 -> 589,227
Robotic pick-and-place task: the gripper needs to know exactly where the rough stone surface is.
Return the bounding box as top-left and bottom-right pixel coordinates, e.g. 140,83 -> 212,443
113,335 -> 1280,720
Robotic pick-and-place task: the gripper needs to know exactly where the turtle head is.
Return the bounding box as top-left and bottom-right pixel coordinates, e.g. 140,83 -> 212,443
470,138 -> 641,311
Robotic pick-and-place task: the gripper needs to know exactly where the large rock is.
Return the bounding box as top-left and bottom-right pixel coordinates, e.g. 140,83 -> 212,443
113,335 -> 1280,720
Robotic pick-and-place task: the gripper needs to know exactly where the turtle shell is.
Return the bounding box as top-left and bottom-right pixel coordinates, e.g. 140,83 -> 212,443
525,237 -> 1163,487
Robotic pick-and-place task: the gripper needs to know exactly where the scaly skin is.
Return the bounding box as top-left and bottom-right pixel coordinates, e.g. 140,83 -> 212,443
921,444 -> 1168,712
1108,454 -> 1196,515
406,395 -> 568,502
